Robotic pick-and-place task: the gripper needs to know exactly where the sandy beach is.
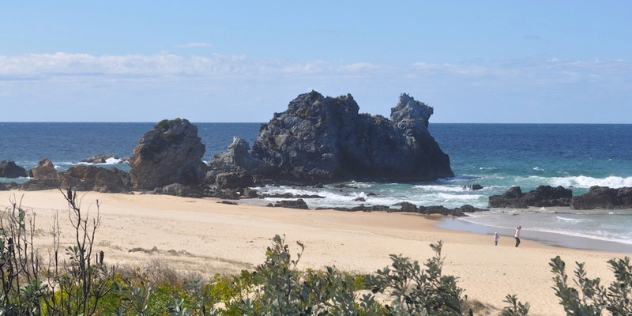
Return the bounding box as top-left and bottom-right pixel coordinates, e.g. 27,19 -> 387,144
0,189 -> 627,315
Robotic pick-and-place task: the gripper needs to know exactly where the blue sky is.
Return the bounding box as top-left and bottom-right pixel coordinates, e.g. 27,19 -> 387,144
1,1 -> 631,123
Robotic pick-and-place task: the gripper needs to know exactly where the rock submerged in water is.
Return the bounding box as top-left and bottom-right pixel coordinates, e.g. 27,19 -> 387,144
130,118 -> 207,191
208,91 -> 453,185
571,186 -> 632,210
488,185 -> 573,208
488,185 -> 632,210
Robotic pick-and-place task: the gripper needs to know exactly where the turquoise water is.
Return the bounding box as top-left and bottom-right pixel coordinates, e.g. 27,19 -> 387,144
2,123 -> 632,245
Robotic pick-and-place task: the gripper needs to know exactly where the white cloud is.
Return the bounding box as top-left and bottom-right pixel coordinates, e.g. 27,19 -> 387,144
178,42 -> 214,48
2,52 -> 629,87
0,52 -> 630,122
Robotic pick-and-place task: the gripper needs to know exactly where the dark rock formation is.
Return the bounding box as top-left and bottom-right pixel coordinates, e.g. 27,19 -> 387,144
154,183 -> 202,198
316,204 -> 393,212
271,199 -> 309,209
488,185 -> 572,208
463,184 -> 483,191
0,160 -> 28,178
262,192 -> 325,199
419,206 -> 460,216
208,91 -> 453,185
335,184 -> 359,189
30,158 -> 58,180
488,187 -> 527,208
0,183 -> 8,191
215,189 -> 241,200
61,165 -> 131,193
215,171 -> 254,190
459,204 -> 483,213
417,205 -> 485,216
523,185 -> 573,206
22,158 -> 61,190
571,186 -> 632,210
81,154 -> 126,164
314,203 -> 485,216
242,188 -> 260,198
219,201 -> 238,205
108,166 -> 132,188
395,202 -> 418,212
130,119 -> 207,190
21,179 -> 61,191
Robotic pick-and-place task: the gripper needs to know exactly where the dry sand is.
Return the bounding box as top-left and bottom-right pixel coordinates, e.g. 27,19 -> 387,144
0,189 -> 627,315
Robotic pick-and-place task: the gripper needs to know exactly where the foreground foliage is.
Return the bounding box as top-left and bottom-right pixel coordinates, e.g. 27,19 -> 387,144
1,191 -> 632,315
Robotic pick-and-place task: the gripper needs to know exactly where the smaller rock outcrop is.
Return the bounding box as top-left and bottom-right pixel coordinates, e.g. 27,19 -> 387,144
130,119 -> 207,190
154,183 -> 202,198
394,202 -> 418,212
61,165 -> 131,193
30,158 -> 58,180
0,160 -> 28,178
488,185 -> 572,208
22,158 -> 61,190
215,171 -> 254,190
271,199 -> 309,209
463,184 -> 483,191
571,186 -> 632,210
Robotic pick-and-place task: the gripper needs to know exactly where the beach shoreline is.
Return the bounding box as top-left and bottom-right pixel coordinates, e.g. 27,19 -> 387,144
0,189 -> 628,315
438,215 -> 632,254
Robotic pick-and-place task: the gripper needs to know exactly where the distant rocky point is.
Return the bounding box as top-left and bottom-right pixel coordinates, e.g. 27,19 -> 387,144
571,186 -> 632,210
208,91 -> 453,186
488,185 -> 632,210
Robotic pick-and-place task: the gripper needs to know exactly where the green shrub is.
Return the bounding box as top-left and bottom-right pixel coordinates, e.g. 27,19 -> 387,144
367,240 -> 468,315
157,119 -> 170,130
549,255 -> 632,315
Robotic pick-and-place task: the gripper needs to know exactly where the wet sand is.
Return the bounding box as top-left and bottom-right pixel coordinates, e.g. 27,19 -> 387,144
438,216 -> 632,254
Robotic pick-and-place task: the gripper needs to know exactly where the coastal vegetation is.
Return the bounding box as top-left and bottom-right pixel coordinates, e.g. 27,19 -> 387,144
1,190 -> 631,315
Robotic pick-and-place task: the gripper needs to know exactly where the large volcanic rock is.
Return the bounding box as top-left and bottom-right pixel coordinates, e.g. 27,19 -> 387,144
208,91 -> 453,184
571,186 -> 632,210
130,119 -> 207,190
488,185 -> 573,208
0,160 -> 28,178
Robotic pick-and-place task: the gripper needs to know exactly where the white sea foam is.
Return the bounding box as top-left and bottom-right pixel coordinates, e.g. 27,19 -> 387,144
555,216 -> 584,223
436,192 -> 482,201
550,175 -> 632,188
104,157 -> 123,164
479,167 -> 497,170
412,185 -> 470,192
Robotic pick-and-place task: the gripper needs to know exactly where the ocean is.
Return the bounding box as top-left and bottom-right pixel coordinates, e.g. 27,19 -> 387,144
2,123 -> 632,250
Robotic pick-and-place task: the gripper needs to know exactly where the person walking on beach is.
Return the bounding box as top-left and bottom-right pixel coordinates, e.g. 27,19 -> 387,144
514,226 -> 522,247
494,232 -> 499,246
